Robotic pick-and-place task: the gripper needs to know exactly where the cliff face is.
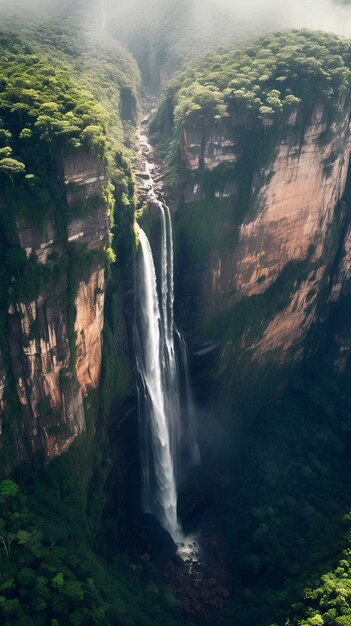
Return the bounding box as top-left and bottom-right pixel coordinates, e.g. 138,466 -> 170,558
182,122 -> 237,172
175,102 -> 351,396
0,153 -> 108,466
322,216 -> 351,375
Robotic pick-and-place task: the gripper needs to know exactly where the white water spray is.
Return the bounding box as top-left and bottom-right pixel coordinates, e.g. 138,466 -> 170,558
135,124 -> 200,541
135,226 -> 181,539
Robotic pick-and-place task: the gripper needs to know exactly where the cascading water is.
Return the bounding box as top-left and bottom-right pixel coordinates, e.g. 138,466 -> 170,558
135,226 -> 181,539
135,127 -> 200,539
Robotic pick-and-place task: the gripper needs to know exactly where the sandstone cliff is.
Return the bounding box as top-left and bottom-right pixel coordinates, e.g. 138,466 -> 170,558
0,153 -> 108,466
174,101 -> 351,401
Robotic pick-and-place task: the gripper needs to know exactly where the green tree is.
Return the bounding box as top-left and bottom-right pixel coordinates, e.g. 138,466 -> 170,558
0,158 -> 25,182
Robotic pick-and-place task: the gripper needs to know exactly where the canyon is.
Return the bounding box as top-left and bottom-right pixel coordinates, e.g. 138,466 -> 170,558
155,103 -> 351,390
2,73 -> 351,477
1,17 -> 351,625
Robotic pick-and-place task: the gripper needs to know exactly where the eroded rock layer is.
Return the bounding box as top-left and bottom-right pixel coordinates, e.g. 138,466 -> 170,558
175,102 -> 351,380
0,153 -> 108,464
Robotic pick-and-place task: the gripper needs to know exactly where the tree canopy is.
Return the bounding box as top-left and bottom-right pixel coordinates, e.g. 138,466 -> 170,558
154,29 -> 351,131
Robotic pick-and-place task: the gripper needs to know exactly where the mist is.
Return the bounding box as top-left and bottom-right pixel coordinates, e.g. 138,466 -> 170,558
1,0 -> 351,43
1,0 -> 351,90
0,0 -> 79,24
1,0 -> 351,35
103,0 -> 351,39
279,0 -> 351,36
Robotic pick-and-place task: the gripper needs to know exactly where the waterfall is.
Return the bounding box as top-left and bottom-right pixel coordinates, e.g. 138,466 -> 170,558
135,202 -> 200,541
135,226 -> 181,539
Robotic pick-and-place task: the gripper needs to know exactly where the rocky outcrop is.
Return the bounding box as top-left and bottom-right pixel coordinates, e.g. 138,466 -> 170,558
253,267 -> 324,365
234,106 -> 350,300
0,152 -> 109,465
75,266 -> 105,394
7,283 -> 85,460
9,220 -> 57,265
324,215 -> 351,374
330,220 -> 351,303
176,102 -> 351,374
182,121 -> 237,171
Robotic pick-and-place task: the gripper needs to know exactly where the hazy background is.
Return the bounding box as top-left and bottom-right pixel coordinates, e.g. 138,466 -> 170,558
1,0 -> 351,90
104,0 -> 351,38
103,0 -> 351,90
1,0 -> 351,36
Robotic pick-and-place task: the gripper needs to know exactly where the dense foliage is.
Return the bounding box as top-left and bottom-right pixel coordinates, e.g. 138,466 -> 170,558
0,51 -> 108,163
151,30 -> 351,189
213,362 -> 351,626
172,31 -> 351,126
0,22 -> 139,221
0,17 -> 139,472
107,0 -> 263,93
0,461 -> 186,626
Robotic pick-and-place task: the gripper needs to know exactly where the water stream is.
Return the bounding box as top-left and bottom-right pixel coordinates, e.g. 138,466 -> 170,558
135,124 -> 200,540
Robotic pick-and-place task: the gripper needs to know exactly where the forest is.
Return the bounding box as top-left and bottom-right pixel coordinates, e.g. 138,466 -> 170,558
1,2 -> 351,626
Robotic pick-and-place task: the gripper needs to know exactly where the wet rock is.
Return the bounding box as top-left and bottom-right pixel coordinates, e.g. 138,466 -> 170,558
140,513 -> 178,560
135,171 -> 150,180
173,554 -> 185,567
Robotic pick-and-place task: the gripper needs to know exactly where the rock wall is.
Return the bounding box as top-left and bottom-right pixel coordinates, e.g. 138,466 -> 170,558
176,102 -> 351,376
323,212 -> 351,374
0,153 -> 108,466
182,121 -> 237,172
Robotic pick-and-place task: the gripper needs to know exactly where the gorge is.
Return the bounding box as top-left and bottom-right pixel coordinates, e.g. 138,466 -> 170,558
1,2 -> 351,626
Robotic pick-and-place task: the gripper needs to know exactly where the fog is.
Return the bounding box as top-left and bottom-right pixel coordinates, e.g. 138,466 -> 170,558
102,0 -> 351,38
186,0 -> 351,36
1,0 -> 351,87
86,0 -> 351,88
280,0 -> 351,36
0,0 -> 82,21
1,0 -> 351,37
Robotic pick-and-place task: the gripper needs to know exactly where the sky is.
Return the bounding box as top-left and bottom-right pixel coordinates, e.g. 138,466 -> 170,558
274,0 -> 351,36
184,0 -> 351,37
100,0 -> 351,37
1,0 -> 351,41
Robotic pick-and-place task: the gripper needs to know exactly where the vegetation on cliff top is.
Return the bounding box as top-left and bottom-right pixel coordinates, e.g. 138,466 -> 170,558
0,19 -> 139,473
158,30 -> 351,127
0,23 -> 139,193
0,51 -> 107,176
0,19 -> 139,300
174,30 -> 351,123
151,30 -> 351,186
